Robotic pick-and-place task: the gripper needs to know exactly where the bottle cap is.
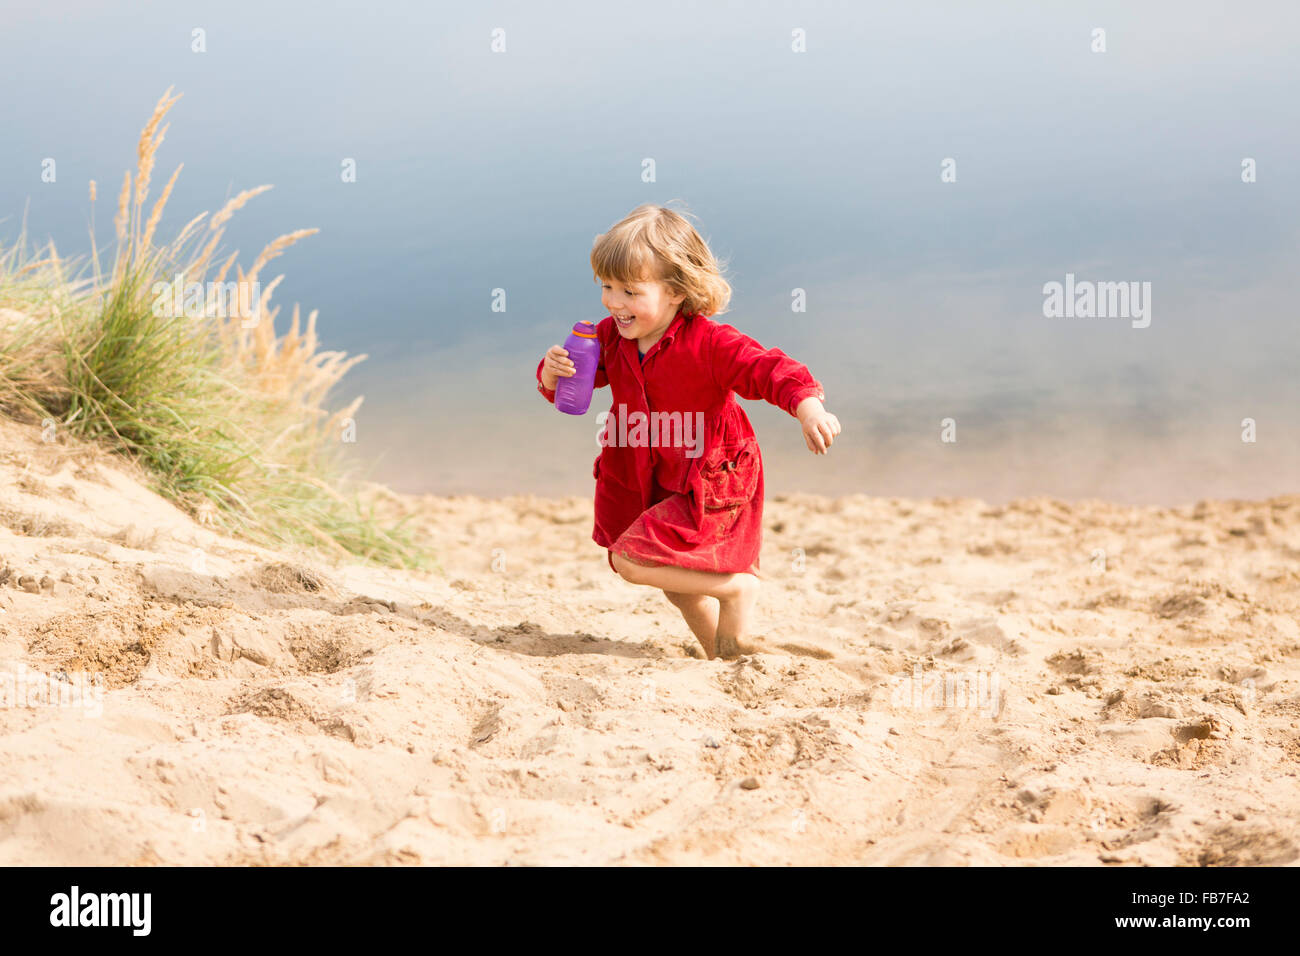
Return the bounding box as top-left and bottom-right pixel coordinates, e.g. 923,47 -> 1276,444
571,320 -> 597,338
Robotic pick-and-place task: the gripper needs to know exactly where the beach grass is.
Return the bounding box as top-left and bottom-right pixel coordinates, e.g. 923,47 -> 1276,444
0,88 -> 428,569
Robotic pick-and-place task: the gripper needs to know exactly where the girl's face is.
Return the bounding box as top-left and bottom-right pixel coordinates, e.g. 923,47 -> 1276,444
600,276 -> 686,343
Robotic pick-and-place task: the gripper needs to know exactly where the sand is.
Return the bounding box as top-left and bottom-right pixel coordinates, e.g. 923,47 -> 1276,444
1,416 -> 1298,866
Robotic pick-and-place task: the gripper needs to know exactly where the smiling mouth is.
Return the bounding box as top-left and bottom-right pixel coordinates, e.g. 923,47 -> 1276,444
613,314 -> 636,327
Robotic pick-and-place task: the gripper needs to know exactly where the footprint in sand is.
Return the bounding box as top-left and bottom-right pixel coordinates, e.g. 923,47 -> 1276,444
775,642 -> 835,660
1194,825 -> 1299,866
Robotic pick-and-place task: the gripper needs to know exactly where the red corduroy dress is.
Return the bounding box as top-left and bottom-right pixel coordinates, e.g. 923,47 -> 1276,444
537,309 -> 824,575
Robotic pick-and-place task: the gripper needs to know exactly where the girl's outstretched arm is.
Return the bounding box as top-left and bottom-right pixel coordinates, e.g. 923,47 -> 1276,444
708,321 -> 824,414
709,322 -> 841,452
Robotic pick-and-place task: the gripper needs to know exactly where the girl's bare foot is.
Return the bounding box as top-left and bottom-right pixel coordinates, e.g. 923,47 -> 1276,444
715,572 -> 760,660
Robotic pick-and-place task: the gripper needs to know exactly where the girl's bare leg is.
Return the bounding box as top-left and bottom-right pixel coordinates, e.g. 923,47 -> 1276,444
663,590 -> 719,659
612,554 -> 759,660
714,591 -> 756,660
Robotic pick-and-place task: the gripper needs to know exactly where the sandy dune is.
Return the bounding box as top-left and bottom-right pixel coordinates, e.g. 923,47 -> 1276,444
1,417 -> 1297,866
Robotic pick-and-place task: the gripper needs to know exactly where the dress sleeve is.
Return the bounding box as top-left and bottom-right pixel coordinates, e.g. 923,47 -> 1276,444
535,356 -> 557,403
709,321 -> 824,416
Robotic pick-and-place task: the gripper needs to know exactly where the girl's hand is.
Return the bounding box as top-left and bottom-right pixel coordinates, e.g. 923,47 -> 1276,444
796,397 -> 841,454
541,344 -> 575,390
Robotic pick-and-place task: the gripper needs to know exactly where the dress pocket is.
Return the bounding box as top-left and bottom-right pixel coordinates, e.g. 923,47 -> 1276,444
699,439 -> 759,509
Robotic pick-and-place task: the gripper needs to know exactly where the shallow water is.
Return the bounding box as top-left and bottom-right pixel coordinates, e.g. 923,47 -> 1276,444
2,0 -> 1296,503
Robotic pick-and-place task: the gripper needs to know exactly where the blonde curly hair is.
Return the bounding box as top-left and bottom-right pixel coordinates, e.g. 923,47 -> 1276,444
590,202 -> 731,317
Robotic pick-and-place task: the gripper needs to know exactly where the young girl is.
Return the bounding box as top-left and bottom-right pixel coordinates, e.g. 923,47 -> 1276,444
536,204 -> 841,660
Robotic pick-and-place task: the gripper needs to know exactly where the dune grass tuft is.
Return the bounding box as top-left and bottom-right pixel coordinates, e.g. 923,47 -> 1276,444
0,88 -> 428,569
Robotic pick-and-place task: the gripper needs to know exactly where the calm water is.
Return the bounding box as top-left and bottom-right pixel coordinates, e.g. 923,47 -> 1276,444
2,0 -> 1297,504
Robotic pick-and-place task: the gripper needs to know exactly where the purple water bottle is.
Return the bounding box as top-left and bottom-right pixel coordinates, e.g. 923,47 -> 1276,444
554,320 -> 600,415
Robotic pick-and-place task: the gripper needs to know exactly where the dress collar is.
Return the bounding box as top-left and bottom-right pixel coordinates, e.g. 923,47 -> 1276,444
628,307 -> 690,363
